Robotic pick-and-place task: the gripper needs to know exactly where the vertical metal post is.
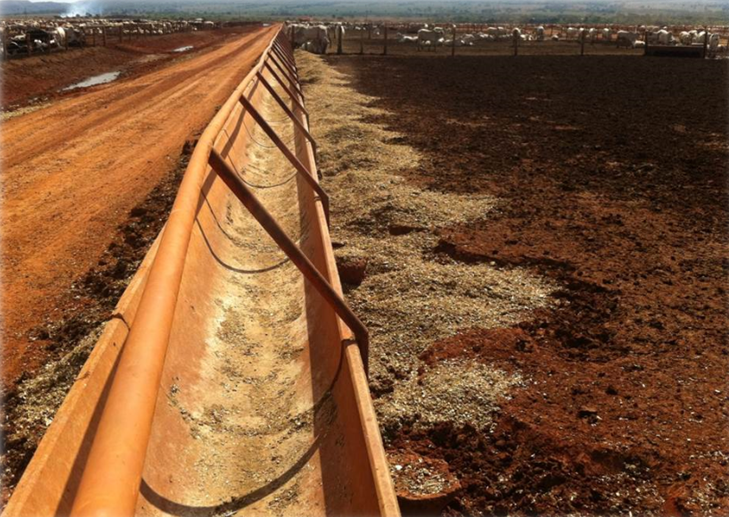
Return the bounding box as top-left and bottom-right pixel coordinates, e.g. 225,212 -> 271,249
703,27 -> 708,58
337,25 -> 343,54
580,30 -> 585,55
383,25 -> 388,55
451,25 -> 456,56
360,25 -> 364,54
513,29 -> 518,56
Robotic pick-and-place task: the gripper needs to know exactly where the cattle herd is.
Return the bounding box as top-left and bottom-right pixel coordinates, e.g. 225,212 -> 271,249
287,21 -> 728,55
0,17 -> 219,58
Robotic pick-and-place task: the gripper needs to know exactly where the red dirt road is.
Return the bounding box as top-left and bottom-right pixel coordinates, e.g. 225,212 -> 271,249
1,24 -> 277,390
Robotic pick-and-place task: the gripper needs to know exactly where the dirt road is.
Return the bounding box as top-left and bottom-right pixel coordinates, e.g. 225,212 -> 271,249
1,24 -> 277,390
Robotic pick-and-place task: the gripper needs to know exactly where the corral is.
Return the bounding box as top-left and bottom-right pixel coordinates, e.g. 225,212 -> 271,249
299,51 -> 728,515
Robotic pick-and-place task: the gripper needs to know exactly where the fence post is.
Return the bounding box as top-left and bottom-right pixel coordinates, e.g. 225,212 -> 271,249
102,26 -> 107,46
337,25 -> 343,54
383,25 -> 388,55
513,28 -> 518,56
580,30 -> 585,55
360,25 -> 364,54
452,24 -> 456,56
703,27 -> 708,58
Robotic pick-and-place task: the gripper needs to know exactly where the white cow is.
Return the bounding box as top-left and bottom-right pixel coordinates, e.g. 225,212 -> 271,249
535,26 -> 545,41
566,27 -> 580,40
602,28 -> 612,43
459,33 -> 476,46
397,33 -> 418,43
709,33 -> 720,50
653,28 -> 672,45
616,30 -> 639,48
292,24 -> 329,54
417,27 -> 445,50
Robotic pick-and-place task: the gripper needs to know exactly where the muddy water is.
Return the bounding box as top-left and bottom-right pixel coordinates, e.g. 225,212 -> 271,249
62,71 -> 121,91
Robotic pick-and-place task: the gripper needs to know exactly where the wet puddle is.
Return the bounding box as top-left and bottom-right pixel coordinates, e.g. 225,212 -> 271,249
62,71 -> 121,91
172,45 -> 193,53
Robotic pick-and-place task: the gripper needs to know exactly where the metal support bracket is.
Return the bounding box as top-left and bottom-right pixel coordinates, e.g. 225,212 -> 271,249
238,93 -> 329,223
256,71 -> 318,162
268,52 -> 304,100
264,61 -> 310,120
209,149 -> 369,374
273,40 -> 298,73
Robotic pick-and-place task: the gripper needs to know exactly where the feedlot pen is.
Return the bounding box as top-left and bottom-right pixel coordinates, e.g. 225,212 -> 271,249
298,50 -> 729,515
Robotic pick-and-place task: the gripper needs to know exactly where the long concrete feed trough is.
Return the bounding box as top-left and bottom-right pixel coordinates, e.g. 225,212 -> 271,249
6,28 -> 399,517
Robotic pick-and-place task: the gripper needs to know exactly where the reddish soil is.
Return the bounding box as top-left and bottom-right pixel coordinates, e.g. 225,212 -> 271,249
1,25 -> 276,394
333,54 -> 729,515
1,25 -> 263,109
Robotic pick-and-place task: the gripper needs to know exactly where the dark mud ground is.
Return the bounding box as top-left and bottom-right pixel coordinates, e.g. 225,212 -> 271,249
330,54 -> 729,515
0,136 -> 198,505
